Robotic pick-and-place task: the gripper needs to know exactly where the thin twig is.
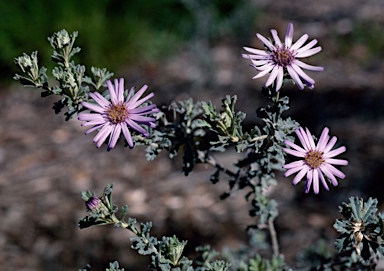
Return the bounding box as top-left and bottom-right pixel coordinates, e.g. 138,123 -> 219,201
268,217 -> 280,257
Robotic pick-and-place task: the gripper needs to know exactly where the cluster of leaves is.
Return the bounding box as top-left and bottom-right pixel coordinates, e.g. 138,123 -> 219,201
332,197 -> 384,268
14,29 -> 114,120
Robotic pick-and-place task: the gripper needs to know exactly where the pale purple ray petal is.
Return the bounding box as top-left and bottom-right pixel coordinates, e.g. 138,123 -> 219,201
292,167 -> 308,185
295,39 -> 318,53
128,92 -> 155,109
250,59 -> 272,66
323,163 -> 346,179
296,47 -> 322,58
318,169 -> 329,191
129,104 -> 158,114
284,164 -> 308,177
320,165 -> 338,186
85,124 -> 103,135
256,33 -> 276,51
316,127 -> 330,151
126,119 -> 148,136
252,65 -> 274,79
121,124 -> 134,148
284,139 -> 307,153
78,113 -> 106,121
290,34 -> 309,51
270,29 -> 282,47
265,65 -> 280,87
129,115 -> 156,124
325,158 -> 348,166
312,168 -> 320,194
324,146 -> 347,158
284,23 -> 294,47
294,60 -> 324,71
93,125 -> 113,148
243,47 -> 270,56
282,148 -> 306,158
323,136 -> 338,153
251,61 -> 274,71
126,85 -> 148,105
117,78 -> 125,102
107,124 -> 122,151
304,169 -> 313,193
81,102 -> 105,114
305,128 -> 316,150
287,65 -> 304,89
275,66 -> 284,91
283,160 -> 306,169
107,80 -> 117,104
295,127 -> 311,151
291,63 -> 315,85
81,119 -> 107,127
89,92 -> 110,107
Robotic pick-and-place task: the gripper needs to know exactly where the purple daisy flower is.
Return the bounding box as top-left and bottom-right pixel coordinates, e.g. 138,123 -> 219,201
242,23 -> 324,92
282,127 -> 348,194
78,78 -> 159,151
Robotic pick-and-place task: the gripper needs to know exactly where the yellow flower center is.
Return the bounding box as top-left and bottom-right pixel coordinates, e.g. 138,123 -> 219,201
107,102 -> 128,124
273,46 -> 294,67
304,150 -> 325,169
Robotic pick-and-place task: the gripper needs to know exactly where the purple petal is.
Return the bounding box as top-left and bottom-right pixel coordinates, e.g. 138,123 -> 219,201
284,163 -> 307,177
284,139 -> 307,153
121,124 -> 134,148
256,33 -> 276,51
323,136 -> 338,153
318,169 -> 330,191
284,23 -> 294,47
287,65 -> 304,90
292,167 -> 308,185
323,163 -> 346,179
296,46 -> 322,58
320,165 -> 339,186
252,64 -> 274,79
126,119 -> 148,136
325,158 -> 348,166
316,127 -> 330,151
304,169 -> 313,193
243,47 -> 270,56
291,63 -> 315,85
270,29 -> 282,47
296,39 -> 318,53
107,80 -> 117,104
324,146 -> 347,158
107,124 -> 122,151
126,85 -> 148,105
282,148 -> 306,158
265,65 -> 280,87
294,60 -> 324,71
89,92 -> 110,108
81,102 -> 106,114
290,34 -> 309,51
312,169 -> 320,194
93,124 -> 113,148
283,160 -> 306,169
275,66 -> 284,91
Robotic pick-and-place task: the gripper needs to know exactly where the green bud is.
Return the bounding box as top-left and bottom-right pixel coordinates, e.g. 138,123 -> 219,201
165,236 -> 187,266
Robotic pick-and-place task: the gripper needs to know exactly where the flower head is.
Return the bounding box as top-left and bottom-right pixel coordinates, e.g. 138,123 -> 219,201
78,78 -> 159,151
243,23 -> 324,92
85,196 -> 102,212
282,127 -> 348,194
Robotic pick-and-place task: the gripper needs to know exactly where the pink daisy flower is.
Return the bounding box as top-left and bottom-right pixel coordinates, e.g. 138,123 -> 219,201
282,127 -> 348,194
78,78 -> 158,151
242,23 -> 324,92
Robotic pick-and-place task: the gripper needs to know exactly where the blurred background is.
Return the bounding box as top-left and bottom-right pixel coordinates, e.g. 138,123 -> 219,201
1,0 -> 384,270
